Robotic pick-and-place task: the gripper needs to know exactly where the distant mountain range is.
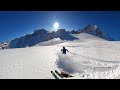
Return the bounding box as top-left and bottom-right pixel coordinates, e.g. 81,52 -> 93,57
9,29 -> 78,48
0,24 -> 114,48
68,24 -> 114,41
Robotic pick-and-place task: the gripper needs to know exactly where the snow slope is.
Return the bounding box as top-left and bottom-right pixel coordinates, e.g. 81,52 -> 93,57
0,46 -> 59,79
56,33 -> 120,79
34,38 -> 64,46
0,33 -> 120,79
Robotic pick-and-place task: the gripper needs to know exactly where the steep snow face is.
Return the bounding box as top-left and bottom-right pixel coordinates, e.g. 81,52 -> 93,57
9,29 -> 48,48
9,29 -> 77,48
55,29 -> 78,40
83,24 -> 97,34
81,24 -> 113,41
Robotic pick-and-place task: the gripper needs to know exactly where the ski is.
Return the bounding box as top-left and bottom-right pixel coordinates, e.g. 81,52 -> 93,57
51,70 -> 73,79
55,70 -> 73,78
55,70 -> 64,78
51,71 -> 59,79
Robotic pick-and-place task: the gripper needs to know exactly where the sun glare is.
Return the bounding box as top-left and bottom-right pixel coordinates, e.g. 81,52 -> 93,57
53,22 -> 59,29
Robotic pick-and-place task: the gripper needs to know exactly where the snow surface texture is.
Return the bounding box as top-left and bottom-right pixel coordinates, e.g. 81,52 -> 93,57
0,33 -> 120,79
56,33 -> 120,79
0,46 -> 59,79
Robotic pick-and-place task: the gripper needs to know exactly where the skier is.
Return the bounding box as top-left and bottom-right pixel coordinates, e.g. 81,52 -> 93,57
1,46 -> 4,50
61,46 -> 69,54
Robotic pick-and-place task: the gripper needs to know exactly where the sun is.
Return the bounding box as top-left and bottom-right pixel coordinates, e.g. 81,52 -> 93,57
53,22 -> 59,29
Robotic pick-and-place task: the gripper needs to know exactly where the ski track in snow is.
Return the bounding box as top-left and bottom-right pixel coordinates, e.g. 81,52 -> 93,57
55,34 -> 120,79
57,52 -> 120,79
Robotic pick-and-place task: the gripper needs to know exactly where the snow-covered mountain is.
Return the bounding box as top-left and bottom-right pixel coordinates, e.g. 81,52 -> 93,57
8,24 -> 115,48
80,24 -> 114,41
54,29 -> 77,40
9,29 -> 78,48
68,29 -> 81,34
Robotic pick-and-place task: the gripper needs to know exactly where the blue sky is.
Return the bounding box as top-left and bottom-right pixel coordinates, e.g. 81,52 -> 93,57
0,11 -> 120,42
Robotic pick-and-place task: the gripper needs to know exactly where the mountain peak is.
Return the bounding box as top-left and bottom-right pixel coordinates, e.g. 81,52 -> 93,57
83,24 -> 98,33
87,24 -> 97,30
80,24 -> 113,41
55,29 -> 78,40
34,29 -> 47,35
57,29 -> 66,33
